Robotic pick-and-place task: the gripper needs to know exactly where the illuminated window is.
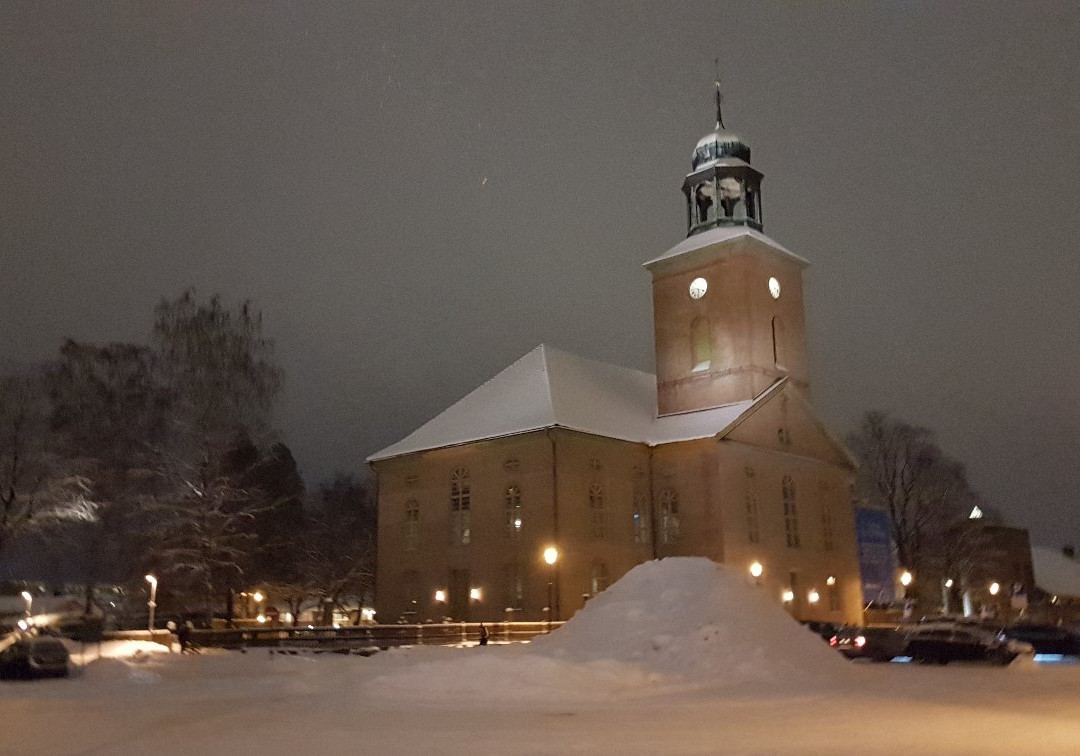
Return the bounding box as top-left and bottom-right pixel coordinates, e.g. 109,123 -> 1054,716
782,476 -> 799,548
659,488 -> 680,545
691,317 -> 711,372
450,467 -> 471,545
403,499 -> 420,551
744,467 -> 760,544
590,562 -> 609,595
505,485 -> 523,535
632,491 -> 651,545
589,484 -> 605,540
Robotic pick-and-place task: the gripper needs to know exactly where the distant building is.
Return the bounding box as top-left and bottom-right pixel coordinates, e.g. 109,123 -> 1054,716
369,96 -> 863,626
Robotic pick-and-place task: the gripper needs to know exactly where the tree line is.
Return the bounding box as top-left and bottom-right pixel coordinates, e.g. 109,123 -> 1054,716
0,290 -> 374,626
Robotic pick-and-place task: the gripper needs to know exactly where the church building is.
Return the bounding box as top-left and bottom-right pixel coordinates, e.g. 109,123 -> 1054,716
369,96 -> 863,627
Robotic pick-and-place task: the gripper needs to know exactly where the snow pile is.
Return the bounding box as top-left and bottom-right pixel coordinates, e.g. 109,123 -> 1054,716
371,558 -> 849,703
529,557 -> 848,690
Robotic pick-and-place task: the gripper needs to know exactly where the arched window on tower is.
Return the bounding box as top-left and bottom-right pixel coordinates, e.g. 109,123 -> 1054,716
691,317 -> 711,372
718,176 -> 744,219
772,316 -> 787,371
450,467 -> 471,546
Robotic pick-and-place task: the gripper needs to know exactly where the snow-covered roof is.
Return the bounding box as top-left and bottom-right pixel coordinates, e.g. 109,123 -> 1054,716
1031,545 -> 1080,598
643,225 -> 808,271
368,345 -> 755,462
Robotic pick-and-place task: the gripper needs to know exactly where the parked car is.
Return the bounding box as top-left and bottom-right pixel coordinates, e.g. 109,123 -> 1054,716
801,620 -> 842,642
1000,623 -> 1080,657
829,625 -> 906,662
904,623 -> 1033,665
0,636 -> 71,680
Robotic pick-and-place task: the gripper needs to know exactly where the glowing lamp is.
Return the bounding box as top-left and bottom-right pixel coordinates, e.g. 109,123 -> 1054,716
944,579 -> 954,589
469,588 -> 482,601
899,571 -> 913,587
989,582 -> 1000,596
749,562 -> 763,578
434,589 -> 446,603
808,590 -> 820,604
253,591 -> 264,603
781,590 -> 794,603
256,614 -> 266,624
826,576 -> 836,586
543,547 -> 559,566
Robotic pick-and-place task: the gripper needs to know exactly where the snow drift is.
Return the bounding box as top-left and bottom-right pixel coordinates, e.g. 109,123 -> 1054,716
370,558 -> 850,702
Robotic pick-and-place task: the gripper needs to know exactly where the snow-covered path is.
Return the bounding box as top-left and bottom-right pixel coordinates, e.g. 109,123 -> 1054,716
2,651 -> 1079,755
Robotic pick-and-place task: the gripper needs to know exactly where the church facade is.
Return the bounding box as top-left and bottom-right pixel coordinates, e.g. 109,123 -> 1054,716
369,105 -> 863,627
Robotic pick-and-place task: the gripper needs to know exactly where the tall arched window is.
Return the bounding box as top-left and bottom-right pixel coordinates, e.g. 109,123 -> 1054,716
505,484 -> 523,536
744,467 -> 760,544
659,488 -> 680,545
450,467 -> 471,545
782,475 -> 800,548
589,484 -> 605,540
403,499 -> 420,552
691,317 -> 711,372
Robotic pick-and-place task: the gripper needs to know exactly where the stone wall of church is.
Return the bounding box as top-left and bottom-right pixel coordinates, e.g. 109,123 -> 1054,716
715,438 -> 862,626
372,428 -> 653,624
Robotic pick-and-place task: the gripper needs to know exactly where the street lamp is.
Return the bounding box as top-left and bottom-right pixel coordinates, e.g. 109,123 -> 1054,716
145,575 -> 158,633
899,570 -> 913,587
989,581 -> 1000,596
20,590 -> 32,618
543,546 -> 559,628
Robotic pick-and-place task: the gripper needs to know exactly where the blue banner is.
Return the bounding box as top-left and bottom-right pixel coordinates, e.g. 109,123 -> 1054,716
855,508 -> 896,605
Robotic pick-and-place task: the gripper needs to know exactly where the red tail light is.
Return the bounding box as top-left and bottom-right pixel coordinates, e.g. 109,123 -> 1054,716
829,636 -> 838,646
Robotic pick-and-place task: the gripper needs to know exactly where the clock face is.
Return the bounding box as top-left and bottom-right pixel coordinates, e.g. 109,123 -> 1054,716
689,277 -> 708,300
768,277 -> 781,300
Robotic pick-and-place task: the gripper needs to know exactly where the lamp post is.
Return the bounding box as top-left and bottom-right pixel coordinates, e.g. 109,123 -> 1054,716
145,574 -> 158,633
543,546 -> 559,629
20,590 -> 32,618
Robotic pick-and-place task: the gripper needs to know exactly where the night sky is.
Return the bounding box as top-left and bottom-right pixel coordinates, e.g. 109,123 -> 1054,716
3,3 -> 1078,548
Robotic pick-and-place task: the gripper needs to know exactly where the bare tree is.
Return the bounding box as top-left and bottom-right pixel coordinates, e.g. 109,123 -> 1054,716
0,368 -> 96,560
848,411 -> 976,578
305,474 -> 377,625
141,291 -> 284,619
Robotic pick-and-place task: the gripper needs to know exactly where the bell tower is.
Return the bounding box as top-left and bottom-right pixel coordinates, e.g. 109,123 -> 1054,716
645,83 -> 811,416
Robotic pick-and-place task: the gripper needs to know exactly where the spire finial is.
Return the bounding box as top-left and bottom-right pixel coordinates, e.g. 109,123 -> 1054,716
714,58 -> 725,130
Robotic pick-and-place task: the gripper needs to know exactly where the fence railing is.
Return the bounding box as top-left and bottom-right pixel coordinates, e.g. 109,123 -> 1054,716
189,621 -> 565,650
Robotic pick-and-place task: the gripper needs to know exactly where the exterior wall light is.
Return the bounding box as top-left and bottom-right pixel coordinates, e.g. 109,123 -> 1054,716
808,590 -> 820,604
749,562 -> 763,578
826,576 -> 836,586
899,571 -> 913,587
989,582 -> 1000,596
781,589 -> 794,603
469,588 -> 482,601
434,589 -> 446,603
944,578 -> 954,588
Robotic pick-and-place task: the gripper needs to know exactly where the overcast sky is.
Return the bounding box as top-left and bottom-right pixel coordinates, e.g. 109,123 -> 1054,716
2,2 -> 1078,547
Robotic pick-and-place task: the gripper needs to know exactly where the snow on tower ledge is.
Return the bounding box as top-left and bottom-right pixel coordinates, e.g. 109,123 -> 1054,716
367,345 -> 757,462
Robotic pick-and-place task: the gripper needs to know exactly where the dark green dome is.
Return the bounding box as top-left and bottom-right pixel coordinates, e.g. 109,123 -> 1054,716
692,129 -> 751,169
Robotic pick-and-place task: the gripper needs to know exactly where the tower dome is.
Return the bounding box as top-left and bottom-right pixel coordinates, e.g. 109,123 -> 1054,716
680,81 -> 764,237
691,128 -> 751,169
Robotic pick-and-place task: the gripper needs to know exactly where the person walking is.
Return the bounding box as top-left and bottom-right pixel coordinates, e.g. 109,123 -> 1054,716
478,623 -> 489,647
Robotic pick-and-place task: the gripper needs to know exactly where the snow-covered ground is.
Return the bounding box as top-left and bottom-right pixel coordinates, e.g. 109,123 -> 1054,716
3,559 -> 1080,755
